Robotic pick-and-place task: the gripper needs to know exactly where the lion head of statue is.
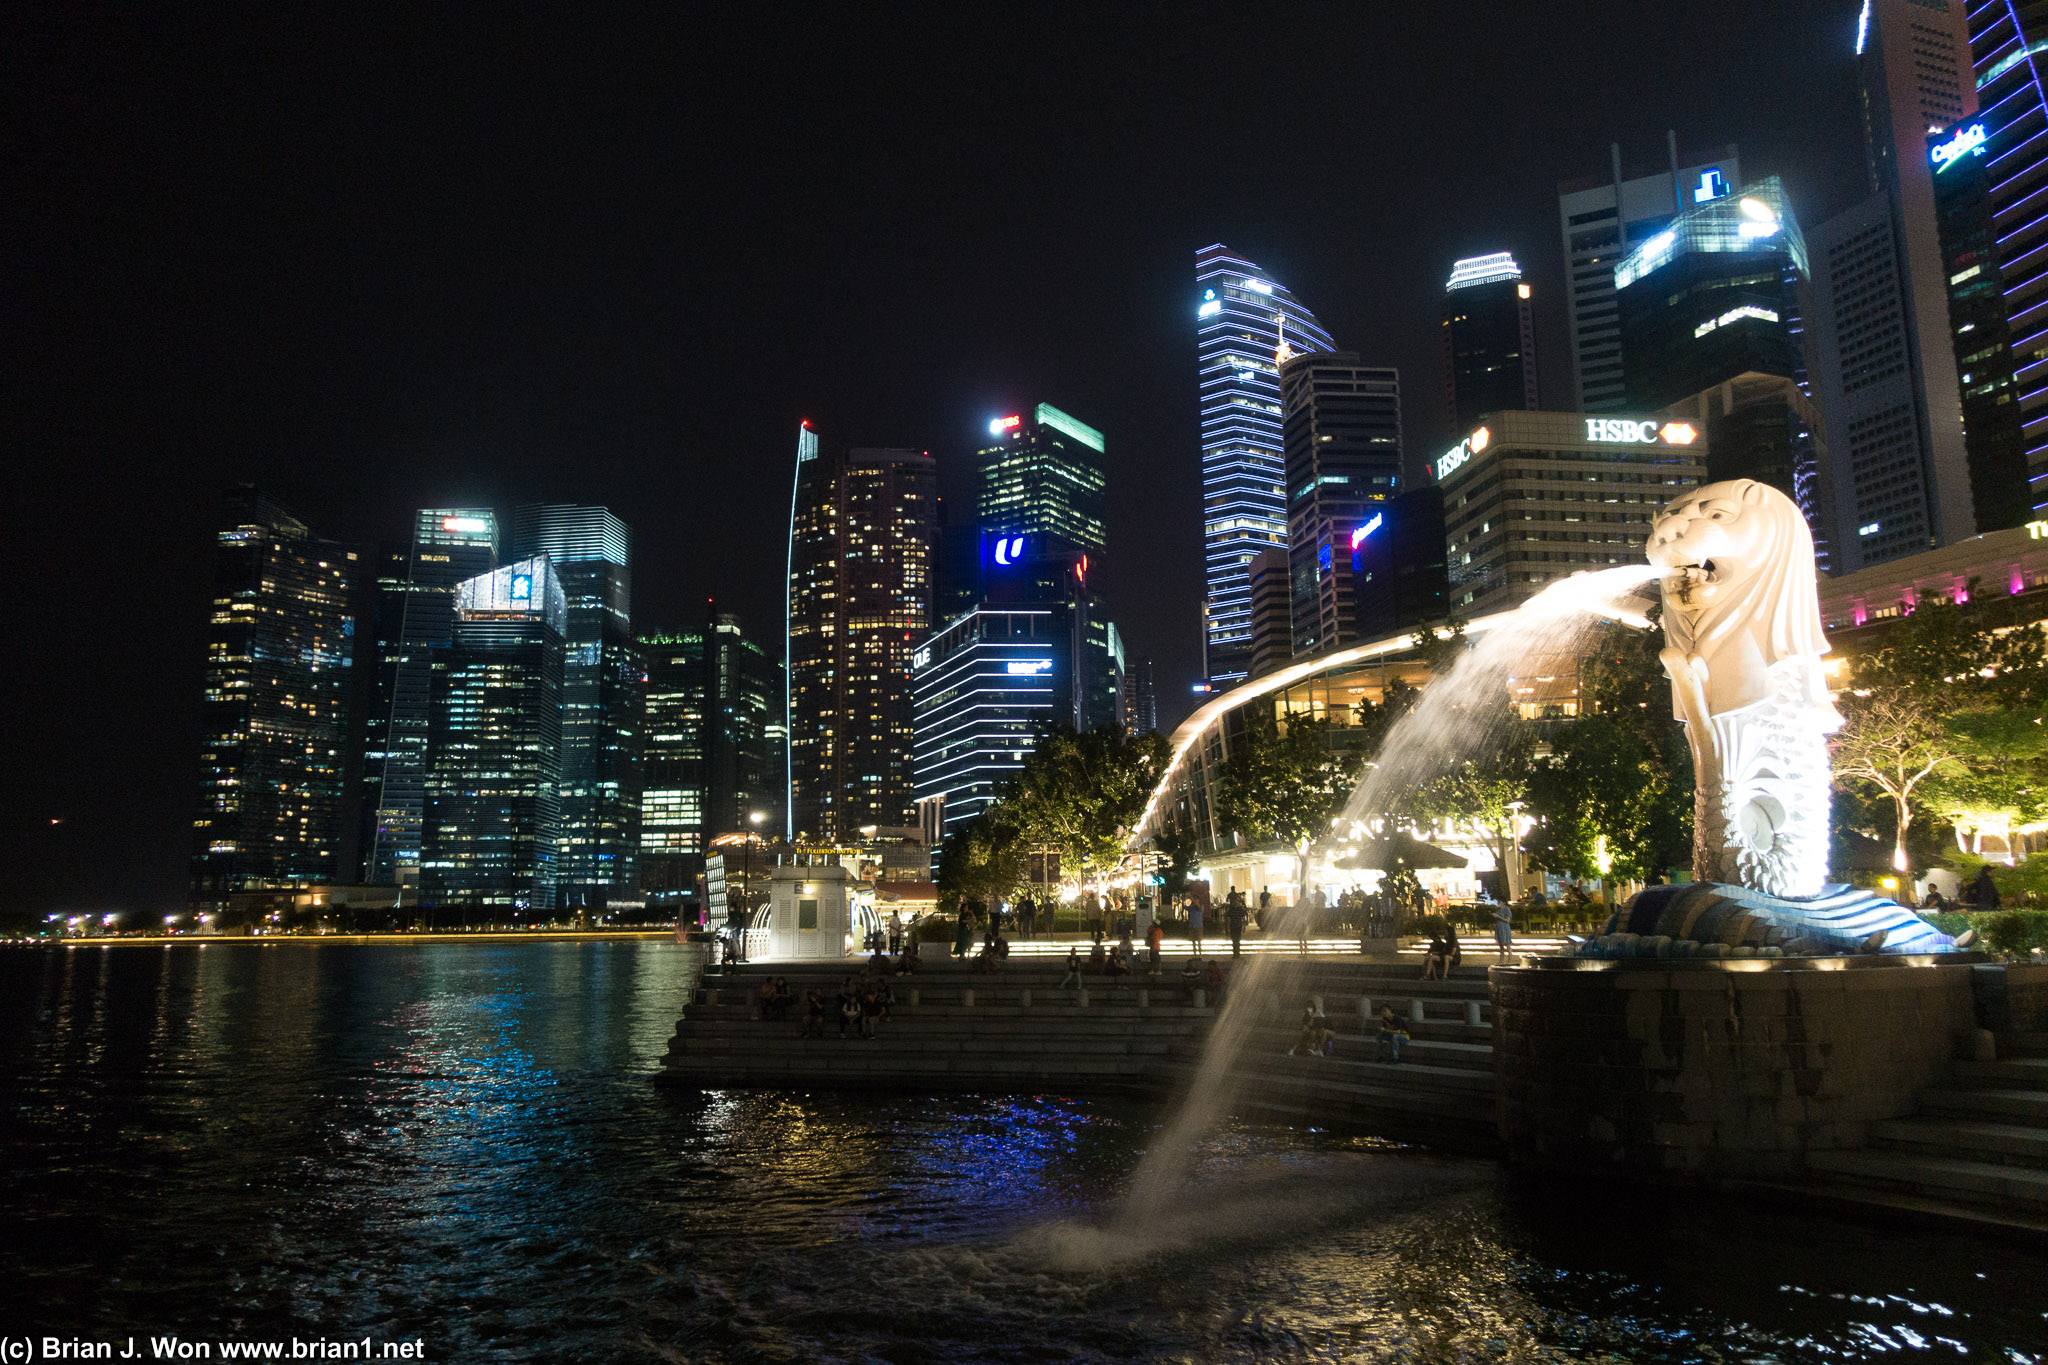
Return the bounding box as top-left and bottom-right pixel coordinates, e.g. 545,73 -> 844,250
1645,479 -> 1828,673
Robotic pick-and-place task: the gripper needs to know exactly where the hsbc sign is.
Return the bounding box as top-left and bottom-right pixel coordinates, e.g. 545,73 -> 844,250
1586,418 -> 1698,446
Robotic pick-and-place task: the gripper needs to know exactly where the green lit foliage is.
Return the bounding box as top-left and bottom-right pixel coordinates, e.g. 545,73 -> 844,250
1003,727 -> 1170,881
1523,616 -> 1692,882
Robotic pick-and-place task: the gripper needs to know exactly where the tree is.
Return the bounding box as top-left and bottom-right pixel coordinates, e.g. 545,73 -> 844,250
1523,616 -> 1692,883
936,812 -> 1026,911
1212,706 -> 1360,851
1831,595 -> 2048,873
1004,727 -> 1169,882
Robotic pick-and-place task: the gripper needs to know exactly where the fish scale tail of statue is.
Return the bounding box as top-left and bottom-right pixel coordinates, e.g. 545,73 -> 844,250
1568,478 -> 1957,958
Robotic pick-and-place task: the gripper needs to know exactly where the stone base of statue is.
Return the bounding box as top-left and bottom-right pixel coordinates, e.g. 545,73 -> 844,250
1572,881 -> 1955,959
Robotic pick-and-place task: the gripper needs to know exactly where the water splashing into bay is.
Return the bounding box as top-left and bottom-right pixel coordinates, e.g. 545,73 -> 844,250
1115,564 -> 1659,1232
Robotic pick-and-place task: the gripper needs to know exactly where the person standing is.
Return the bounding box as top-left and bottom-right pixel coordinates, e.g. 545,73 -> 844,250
1257,886 -> 1272,932
1085,889 -> 1105,945
1187,894 -> 1205,954
1972,866 -> 2002,913
953,900 -> 975,959
1226,890 -> 1247,957
1493,898 -> 1514,961
1145,918 -> 1164,976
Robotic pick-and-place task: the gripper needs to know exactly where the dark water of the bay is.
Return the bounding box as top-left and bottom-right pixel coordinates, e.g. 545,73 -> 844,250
1,941 -> 2043,1363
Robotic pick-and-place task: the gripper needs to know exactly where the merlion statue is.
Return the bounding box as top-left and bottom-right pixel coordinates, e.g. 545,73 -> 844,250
1645,479 -> 1838,899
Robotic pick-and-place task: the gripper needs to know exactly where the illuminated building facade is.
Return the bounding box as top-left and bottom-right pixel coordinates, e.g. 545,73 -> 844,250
912,534 -> 1119,839
975,403 -> 1107,563
1244,547 -> 1292,679
1968,1 -> 2048,512
1278,351 -> 1403,655
421,557 -> 567,909
189,487 -> 364,910
1557,138 -> 1742,412
357,508 -> 499,887
636,630 -> 707,905
1806,0 -> 1982,573
1442,253 -> 1539,430
704,610 -> 784,839
509,505 -> 641,906
1613,176 -> 1826,552
1436,411 -> 1707,618
1124,657 -> 1158,736
787,440 -> 936,842
1194,243 -> 1336,687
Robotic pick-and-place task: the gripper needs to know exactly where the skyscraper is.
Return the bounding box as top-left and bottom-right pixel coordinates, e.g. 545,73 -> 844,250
1557,138 -> 1742,412
189,487 -> 364,910
1194,243 -> 1336,688
704,609 -> 784,838
911,533 -> 1120,841
636,630 -> 706,907
1967,2 -> 2048,513
1351,486 -> 1450,640
358,508 -> 499,887
1442,253 -> 1539,430
1613,175 -> 1826,549
509,505 -> 641,906
976,403 -> 1108,561
1278,352 -> 1403,655
787,439 -> 937,842
1244,547 -> 1292,680
1123,658 -> 1158,737
421,557 -> 567,909
1803,0 -> 1980,572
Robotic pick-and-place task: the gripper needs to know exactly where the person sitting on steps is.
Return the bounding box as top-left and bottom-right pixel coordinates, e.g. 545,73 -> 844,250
1058,947 -> 1083,990
1376,1005 -> 1407,1064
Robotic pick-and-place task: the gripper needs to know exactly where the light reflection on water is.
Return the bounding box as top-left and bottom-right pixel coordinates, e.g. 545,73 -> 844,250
1,942 -> 2043,1363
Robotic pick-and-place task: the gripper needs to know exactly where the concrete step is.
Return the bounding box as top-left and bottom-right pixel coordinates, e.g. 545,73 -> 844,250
1870,1116 -> 2048,1168
1951,1057 -> 2048,1090
671,1034 -> 1188,1059
1920,1087 -> 2048,1123
2001,1031 -> 2048,1059
1806,1149 -> 2048,1209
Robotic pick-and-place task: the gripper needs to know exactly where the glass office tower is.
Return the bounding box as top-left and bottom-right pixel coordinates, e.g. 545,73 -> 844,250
1194,243 -> 1335,688
509,505 -> 641,907
637,630 -> 707,907
787,440 -> 937,842
421,557 -> 568,909
189,487 -> 363,910
1278,351 -> 1403,655
1442,253 -> 1539,430
358,508 -> 499,887
975,403 -> 1108,561
1968,1 -> 2048,511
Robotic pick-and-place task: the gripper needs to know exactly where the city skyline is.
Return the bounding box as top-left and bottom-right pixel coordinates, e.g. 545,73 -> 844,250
8,5 -> 1870,917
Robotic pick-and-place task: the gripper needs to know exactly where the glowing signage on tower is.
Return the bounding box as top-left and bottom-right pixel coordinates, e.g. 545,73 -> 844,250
441,516 -> 489,533
988,414 -> 1022,435
1585,418 -> 1698,445
510,573 -> 533,601
1434,425 -> 1489,481
1931,123 -> 1988,171
1349,512 -> 1384,549
992,535 -> 1026,566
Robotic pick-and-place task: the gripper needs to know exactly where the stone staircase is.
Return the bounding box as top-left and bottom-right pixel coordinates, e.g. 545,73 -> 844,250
657,957 -> 1500,1151
1803,1030 -> 2048,1229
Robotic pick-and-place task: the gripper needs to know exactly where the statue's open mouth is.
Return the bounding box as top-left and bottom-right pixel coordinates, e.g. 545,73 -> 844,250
1668,558 -> 1718,583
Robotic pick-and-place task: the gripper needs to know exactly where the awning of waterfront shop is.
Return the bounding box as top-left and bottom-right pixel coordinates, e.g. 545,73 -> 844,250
1332,832 -> 1469,872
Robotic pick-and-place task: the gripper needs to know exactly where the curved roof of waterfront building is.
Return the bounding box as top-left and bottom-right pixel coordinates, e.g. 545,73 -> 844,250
1129,609 -> 1524,849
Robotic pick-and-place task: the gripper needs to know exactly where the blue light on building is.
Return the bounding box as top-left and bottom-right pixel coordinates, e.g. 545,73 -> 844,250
1194,243 -> 1335,688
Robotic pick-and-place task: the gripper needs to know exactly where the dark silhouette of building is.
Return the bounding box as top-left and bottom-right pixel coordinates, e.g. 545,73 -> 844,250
1279,351 -> 1403,654
1442,253 -> 1538,431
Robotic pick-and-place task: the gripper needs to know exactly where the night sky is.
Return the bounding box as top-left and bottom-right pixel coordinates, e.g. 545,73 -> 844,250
5,4 -> 1867,918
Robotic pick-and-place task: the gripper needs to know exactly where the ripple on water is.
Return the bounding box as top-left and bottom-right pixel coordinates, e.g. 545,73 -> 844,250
3,943 -> 2046,1363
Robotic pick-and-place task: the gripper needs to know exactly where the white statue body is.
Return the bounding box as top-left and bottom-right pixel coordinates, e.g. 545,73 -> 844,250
1645,480 -> 1839,899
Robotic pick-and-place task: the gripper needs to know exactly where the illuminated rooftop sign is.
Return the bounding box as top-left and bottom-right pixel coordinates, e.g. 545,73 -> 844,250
1693,304 -> 1780,338
1005,659 -> 1052,675
1035,402 -> 1104,453
1445,252 -> 1522,291
991,535 -> 1026,566
1349,512 -> 1384,549
1197,298 -> 1222,318
988,414 -> 1022,435
441,516 -> 490,533
1931,123 -> 1987,172
1586,418 -> 1698,446
1693,169 -> 1729,202
1434,425 -> 1490,481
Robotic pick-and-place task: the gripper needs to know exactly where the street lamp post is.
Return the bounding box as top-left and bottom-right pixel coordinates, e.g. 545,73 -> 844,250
733,810 -> 767,962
